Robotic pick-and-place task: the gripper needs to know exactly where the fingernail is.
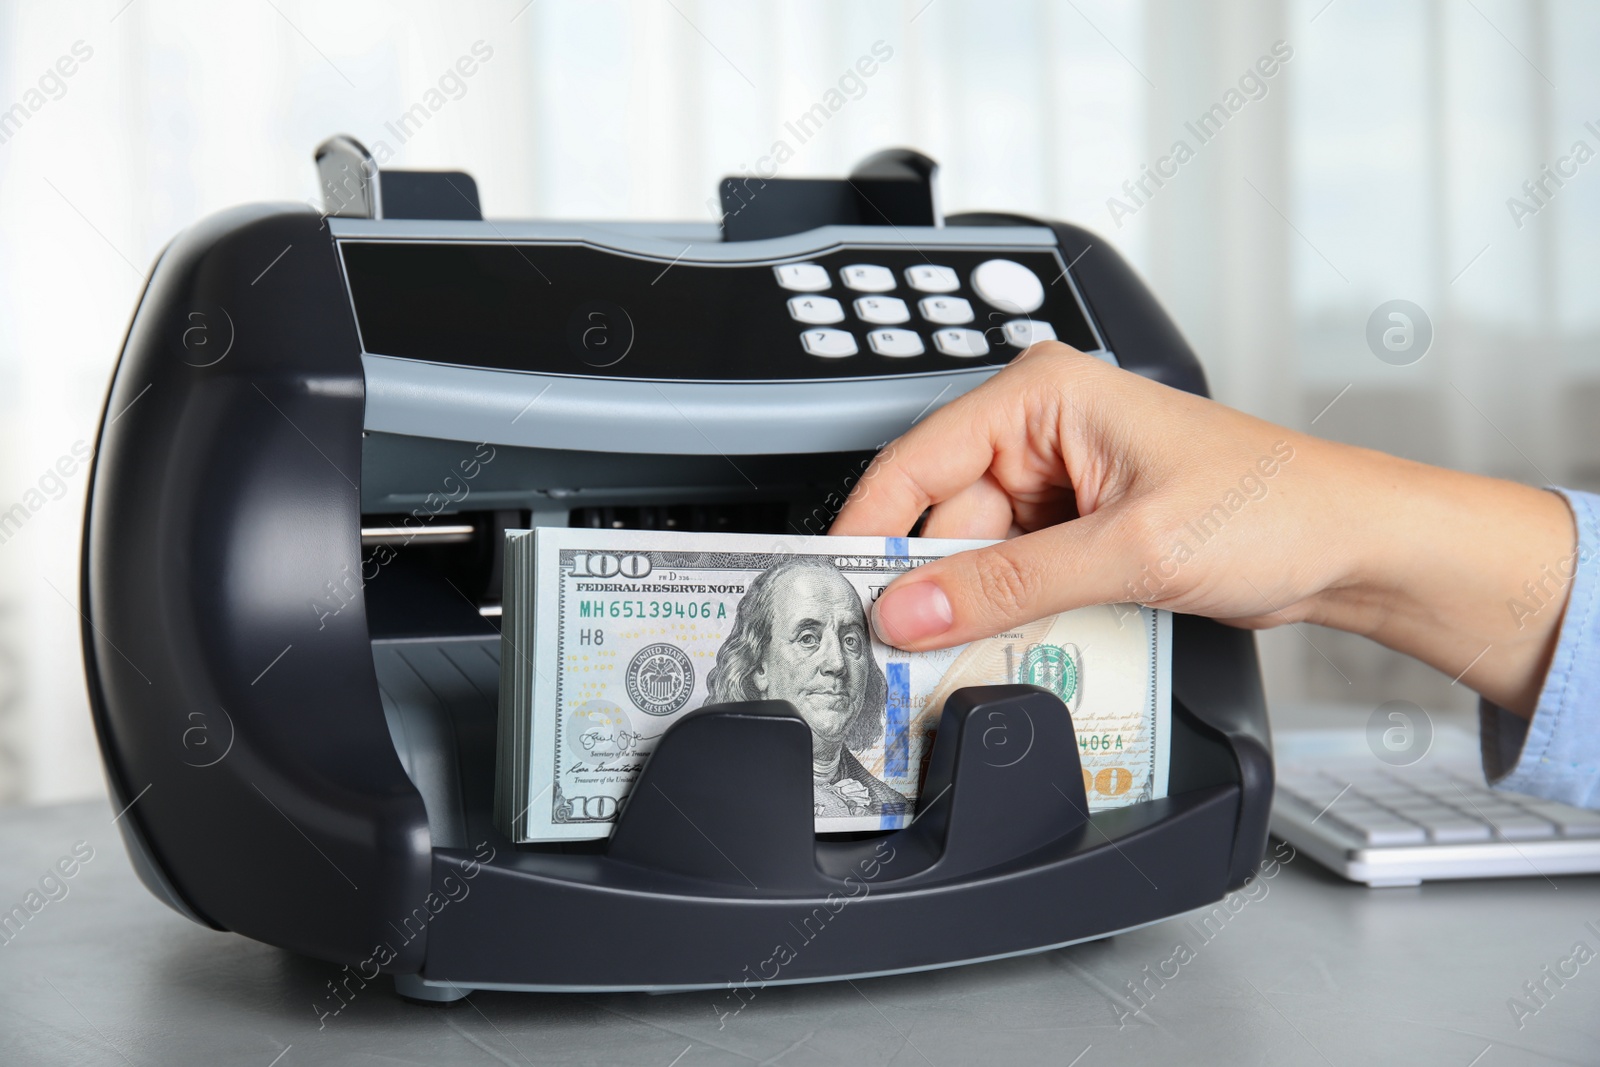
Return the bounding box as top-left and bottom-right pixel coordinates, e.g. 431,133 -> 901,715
871,582 -> 953,647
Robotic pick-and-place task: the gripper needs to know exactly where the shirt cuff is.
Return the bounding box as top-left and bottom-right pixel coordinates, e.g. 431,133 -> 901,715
1481,487 -> 1600,809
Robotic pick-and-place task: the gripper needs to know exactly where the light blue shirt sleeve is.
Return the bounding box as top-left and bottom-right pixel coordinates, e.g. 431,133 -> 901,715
1481,487 -> 1600,809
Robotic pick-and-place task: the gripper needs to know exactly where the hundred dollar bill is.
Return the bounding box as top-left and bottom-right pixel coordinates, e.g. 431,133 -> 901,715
495,527 -> 1171,843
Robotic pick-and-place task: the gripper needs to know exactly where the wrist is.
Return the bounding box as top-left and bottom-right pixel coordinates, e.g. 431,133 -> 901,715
1304,450 -> 1574,717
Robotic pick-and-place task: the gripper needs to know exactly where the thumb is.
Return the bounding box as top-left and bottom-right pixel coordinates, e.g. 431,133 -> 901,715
869,513 -> 1139,651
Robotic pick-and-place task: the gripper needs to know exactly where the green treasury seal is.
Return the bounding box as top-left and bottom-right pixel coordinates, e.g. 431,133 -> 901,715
1021,643 -> 1078,703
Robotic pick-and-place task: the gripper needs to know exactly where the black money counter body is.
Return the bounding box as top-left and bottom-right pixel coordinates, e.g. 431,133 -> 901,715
81,142 -> 1273,1000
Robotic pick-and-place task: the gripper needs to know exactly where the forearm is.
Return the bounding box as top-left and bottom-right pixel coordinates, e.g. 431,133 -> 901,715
1305,444 -> 1575,718
835,348 -> 1577,719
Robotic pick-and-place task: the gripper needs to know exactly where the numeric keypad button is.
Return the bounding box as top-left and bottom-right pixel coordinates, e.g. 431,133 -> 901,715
1002,319 -> 1057,348
854,296 -> 910,324
932,328 -> 989,357
841,265 -> 896,292
867,329 -> 924,357
774,263 -> 831,291
801,328 -> 858,358
906,265 -> 960,292
787,295 -> 845,324
918,296 -> 974,325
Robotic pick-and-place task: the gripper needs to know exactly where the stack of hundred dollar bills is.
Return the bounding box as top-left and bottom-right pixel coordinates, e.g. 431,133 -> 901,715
495,527 -> 1171,843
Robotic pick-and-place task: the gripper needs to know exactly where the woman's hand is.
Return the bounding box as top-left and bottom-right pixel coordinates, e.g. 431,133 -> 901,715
829,344 -> 1575,718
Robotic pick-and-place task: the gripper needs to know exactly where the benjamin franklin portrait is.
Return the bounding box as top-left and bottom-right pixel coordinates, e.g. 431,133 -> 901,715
706,557 -> 907,819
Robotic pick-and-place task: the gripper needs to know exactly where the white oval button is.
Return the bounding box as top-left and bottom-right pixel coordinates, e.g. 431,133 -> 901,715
972,258 -> 1045,314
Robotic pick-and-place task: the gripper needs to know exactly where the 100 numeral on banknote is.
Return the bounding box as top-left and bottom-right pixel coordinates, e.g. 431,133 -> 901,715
500,528 -> 1171,842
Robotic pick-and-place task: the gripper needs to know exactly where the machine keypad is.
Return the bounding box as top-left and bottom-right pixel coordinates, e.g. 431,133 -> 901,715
854,296 -> 910,324
765,251 -> 1082,364
787,295 -> 845,324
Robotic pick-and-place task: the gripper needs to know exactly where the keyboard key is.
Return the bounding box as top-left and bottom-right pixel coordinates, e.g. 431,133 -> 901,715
1278,780 -> 1340,804
1520,803 -> 1600,838
920,296 -> 975,325
1485,814 -> 1558,841
1438,775 -> 1497,793
932,328 -> 989,358
800,328 -> 857,358
774,263 -> 830,291
1423,819 -> 1494,844
854,296 -> 910,324
1323,799 -> 1389,816
1354,795 -> 1417,811
906,264 -> 960,292
788,295 -> 844,324
1334,805 -> 1398,826
1386,802 -> 1468,822
1314,770 -> 1370,789
1280,784 -> 1351,811
1324,810 -> 1428,847
1458,802 -> 1528,821
841,264 -> 896,292
866,329 -> 923,357
1420,783 -> 1493,804
1355,778 -> 1420,796
1372,778 -> 1437,796
1275,793 -> 1328,819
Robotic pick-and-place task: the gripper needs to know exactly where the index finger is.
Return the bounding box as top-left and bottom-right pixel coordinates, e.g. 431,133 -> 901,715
829,368 -> 1015,537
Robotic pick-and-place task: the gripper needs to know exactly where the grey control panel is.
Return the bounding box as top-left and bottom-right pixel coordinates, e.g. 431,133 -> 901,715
333,220 -> 1114,453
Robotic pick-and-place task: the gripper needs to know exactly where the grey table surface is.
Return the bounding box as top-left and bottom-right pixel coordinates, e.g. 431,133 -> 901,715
1,799 -> 1597,1067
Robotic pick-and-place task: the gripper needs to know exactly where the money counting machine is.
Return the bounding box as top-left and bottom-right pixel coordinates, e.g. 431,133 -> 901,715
83,137 -> 1272,1000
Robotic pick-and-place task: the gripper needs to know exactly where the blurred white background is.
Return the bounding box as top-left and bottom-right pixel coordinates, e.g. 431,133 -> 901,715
0,0 -> 1595,804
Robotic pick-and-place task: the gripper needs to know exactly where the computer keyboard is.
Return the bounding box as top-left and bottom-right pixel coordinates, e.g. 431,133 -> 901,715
1271,730 -> 1600,887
